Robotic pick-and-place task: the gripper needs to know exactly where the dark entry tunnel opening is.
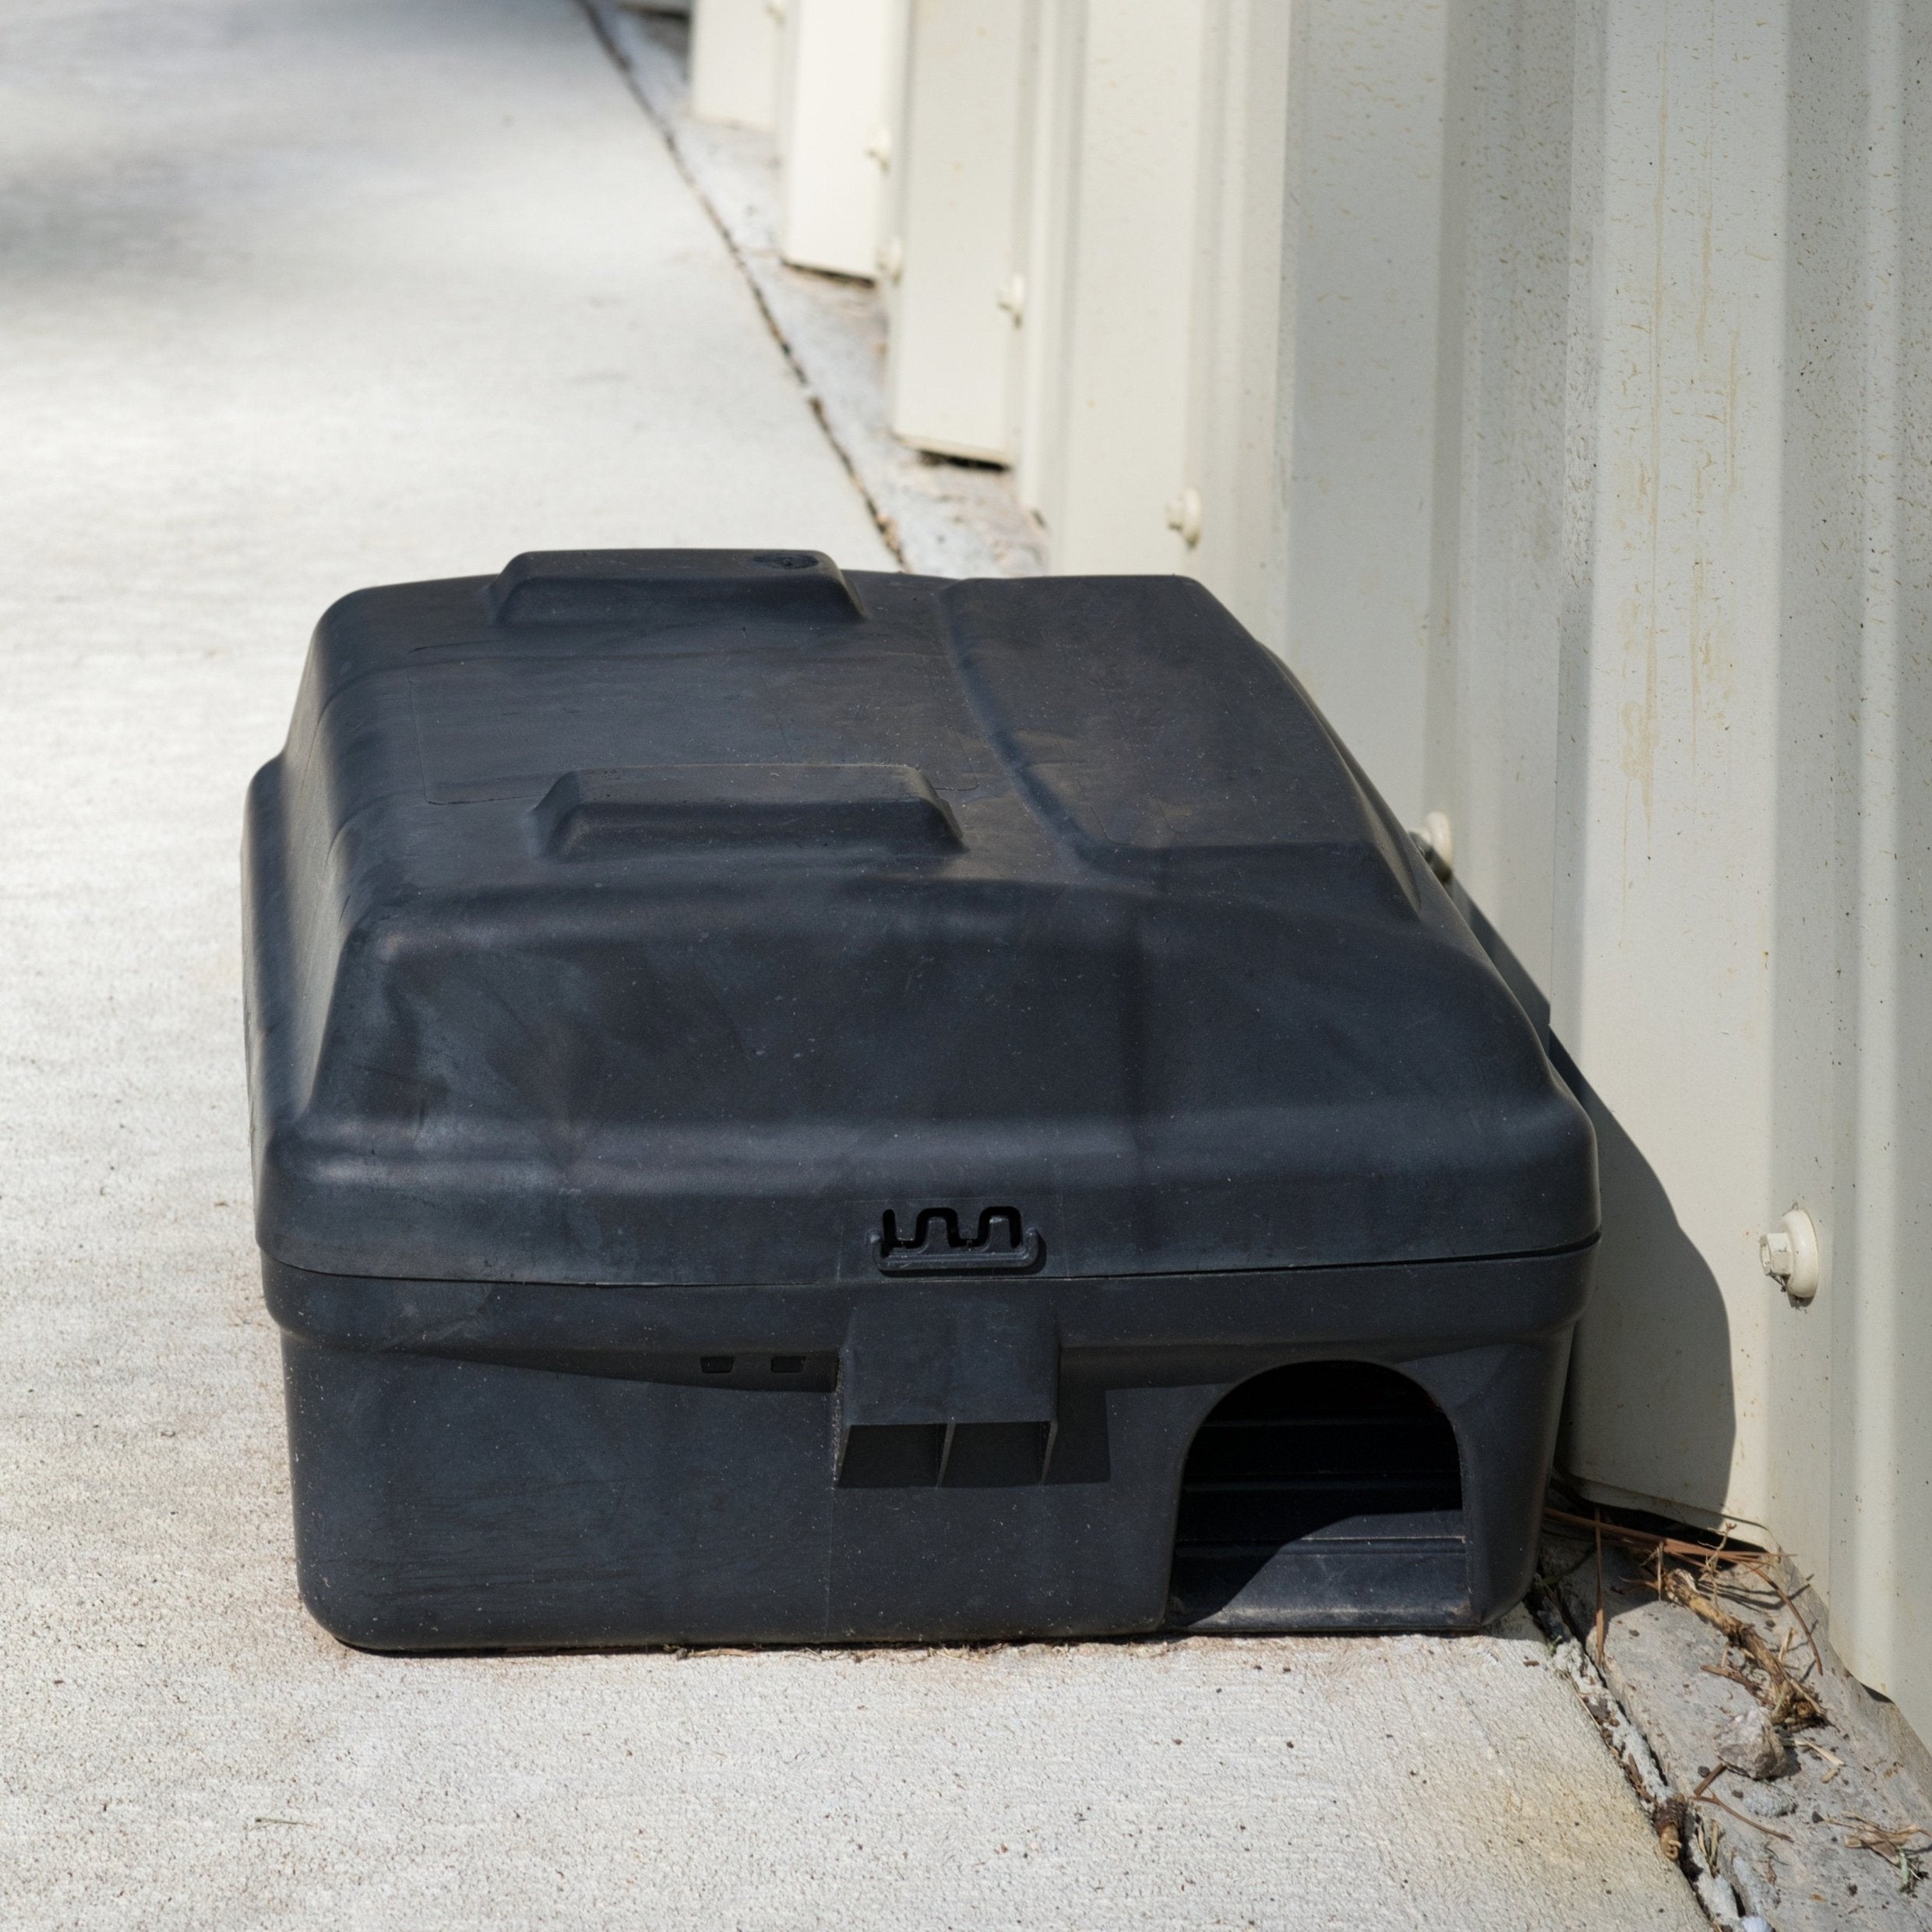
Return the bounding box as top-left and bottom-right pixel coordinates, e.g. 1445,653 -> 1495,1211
1167,1360 -> 1465,1625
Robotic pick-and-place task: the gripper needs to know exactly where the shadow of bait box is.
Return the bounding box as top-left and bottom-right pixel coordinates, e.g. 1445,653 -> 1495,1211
243,551 -> 1597,1650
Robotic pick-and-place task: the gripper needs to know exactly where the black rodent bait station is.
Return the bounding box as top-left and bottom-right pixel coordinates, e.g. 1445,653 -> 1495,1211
244,552 -> 1597,1651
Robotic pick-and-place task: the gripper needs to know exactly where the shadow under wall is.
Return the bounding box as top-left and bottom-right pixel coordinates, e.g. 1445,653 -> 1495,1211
1451,887 -> 1738,1521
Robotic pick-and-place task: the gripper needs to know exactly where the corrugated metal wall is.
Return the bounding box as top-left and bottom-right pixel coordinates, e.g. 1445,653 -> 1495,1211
692,0 -> 1932,1747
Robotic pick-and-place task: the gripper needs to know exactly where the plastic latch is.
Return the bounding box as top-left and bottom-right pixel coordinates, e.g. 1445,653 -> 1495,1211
835,1292 -> 1058,1487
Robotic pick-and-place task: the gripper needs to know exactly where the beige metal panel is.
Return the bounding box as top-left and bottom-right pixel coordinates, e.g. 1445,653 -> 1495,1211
886,0 -> 1031,464
1032,0 -> 1210,573
1763,0 -> 1930,1734
1252,0 -> 1574,1025
1550,0 -> 1791,1560
1010,0 -> 1286,614
1178,0 -> 1291,644
1824,0 -> 1932,1741
689,0 -> 783,132
1828,0 -> 1932,1745
777,0 -> 898,280
873,0 -> 911,316
1013,0 -> 1081,520
1271,1 -> 1457,830
1431,0 -> 1582,1026
1009,0 -> 1289,620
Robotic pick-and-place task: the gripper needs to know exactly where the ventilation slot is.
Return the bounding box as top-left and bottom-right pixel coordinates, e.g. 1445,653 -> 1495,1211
1168,1361 -> 1466,1630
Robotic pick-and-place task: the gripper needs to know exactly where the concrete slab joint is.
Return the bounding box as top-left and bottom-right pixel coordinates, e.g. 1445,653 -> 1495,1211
1539,1520 -> 1932,1930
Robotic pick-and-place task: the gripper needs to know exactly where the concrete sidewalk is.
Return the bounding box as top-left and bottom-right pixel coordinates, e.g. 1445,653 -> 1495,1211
0,1 -> 1704,1924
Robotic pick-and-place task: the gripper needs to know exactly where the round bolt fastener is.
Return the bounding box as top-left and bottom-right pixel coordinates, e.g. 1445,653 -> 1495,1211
1759,1207 -> 1821,1303
1164,488 -> 1203,548
1411,811 -> 1454,883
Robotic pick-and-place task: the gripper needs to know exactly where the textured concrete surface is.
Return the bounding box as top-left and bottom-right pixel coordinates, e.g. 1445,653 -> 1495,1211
0,0 -> 1705,1925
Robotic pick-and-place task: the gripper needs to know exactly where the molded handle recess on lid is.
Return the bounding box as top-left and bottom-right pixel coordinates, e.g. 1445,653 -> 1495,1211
531,763 -> 961,858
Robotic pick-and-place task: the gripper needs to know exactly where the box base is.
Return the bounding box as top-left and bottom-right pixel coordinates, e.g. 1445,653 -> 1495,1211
267,1249 -> 1589,1648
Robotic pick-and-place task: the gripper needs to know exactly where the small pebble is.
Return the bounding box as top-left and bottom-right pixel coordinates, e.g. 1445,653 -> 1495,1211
1718,1708 -> 1793,1781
